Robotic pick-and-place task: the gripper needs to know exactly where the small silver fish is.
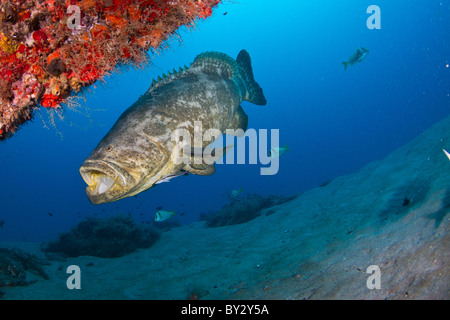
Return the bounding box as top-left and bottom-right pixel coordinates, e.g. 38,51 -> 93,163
154,210 -> 175,222
443,149 -> 450,161
155,171 -> 189,184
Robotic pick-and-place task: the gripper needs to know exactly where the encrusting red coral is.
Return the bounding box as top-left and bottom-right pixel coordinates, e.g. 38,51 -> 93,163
0,0 -> 221,140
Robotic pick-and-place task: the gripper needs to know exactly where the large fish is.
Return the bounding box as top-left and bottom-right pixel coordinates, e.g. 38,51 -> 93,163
342,47 -> 369,70
80,50 -> 267,204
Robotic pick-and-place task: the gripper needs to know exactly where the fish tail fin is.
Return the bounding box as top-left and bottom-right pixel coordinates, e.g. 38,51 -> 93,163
284,144 -> 290,151
172,211 -> 176,216
342,61 -> 348,70
236,50 -> 267,106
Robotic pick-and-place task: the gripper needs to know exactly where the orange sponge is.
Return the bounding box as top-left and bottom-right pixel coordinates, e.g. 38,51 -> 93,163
0,0 -> 221,140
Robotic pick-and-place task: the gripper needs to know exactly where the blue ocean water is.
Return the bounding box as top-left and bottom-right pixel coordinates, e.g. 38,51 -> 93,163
0,0 -> 449,243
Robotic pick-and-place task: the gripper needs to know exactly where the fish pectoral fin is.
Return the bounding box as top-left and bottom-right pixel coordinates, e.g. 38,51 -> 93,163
184,145 -> 234,162
204,145 -> 234,163
228,105 -> 248,136
183,163 -> 215,176
183,146 -> 204,158
183,144 -> 221,175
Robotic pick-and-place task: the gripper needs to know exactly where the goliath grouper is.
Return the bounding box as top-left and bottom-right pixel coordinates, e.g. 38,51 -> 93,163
80,50 -> 267,204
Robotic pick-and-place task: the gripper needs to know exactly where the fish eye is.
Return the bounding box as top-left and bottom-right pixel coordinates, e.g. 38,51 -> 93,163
105,145 -> 113,152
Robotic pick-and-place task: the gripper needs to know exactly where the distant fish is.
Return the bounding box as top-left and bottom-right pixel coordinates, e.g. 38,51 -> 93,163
402,197 -> 411,207
270,144 -> 289,158
343,47 -> 369,70
230,187 -> 244,199
155,210 -> 175,222
48,213 -> 53,217
443,149 -> 450,161
156,206 -> 163,210
0,220 -> 4,228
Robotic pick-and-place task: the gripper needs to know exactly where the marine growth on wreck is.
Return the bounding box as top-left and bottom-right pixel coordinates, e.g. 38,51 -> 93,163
0,0 -> 221,140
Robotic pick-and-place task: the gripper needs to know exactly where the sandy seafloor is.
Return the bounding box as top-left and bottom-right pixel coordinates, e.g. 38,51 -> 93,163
2,116 -> 450,300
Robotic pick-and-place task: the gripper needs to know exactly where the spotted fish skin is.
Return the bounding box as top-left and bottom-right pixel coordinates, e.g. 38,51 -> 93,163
80,50 -> 267,204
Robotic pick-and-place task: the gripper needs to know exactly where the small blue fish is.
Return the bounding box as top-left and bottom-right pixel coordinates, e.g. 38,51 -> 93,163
155,210 -> 175,222
270,144 -> 289,158
230,187 -> 244,199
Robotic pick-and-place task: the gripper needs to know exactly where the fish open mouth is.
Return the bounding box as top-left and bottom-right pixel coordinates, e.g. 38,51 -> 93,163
80,170 -> 115,195
79,160 -> 134,204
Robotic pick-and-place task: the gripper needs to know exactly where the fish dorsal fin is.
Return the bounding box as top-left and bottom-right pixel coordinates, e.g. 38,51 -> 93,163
145,51 -> 238,94
145,65 -> 190,94
189,51 -> 239,80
